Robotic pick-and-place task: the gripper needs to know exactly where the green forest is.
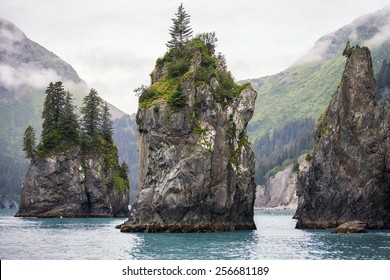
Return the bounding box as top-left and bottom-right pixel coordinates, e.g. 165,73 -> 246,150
23,81 -> 130,193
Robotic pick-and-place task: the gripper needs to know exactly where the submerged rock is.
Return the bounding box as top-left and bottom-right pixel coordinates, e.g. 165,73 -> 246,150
15,147 -> 129,218
331,221 -> 368,234
294,46 -> 390,229
119,38 -> 257,232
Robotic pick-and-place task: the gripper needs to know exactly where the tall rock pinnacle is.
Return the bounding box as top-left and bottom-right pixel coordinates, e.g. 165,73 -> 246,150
119,36 -> 257,232
294,46 -> 390,229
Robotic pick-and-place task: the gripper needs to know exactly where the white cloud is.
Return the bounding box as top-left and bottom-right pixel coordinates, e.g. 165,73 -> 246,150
1,0 -> 390,114
0,63 -> 61,89
364,23 -> 390,47
0,62 -> 88,98
292,36 -> 334,66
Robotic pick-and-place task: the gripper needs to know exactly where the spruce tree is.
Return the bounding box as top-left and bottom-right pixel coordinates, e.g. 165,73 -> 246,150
41,81 -> 67,151
166,3 -> 193,49
101,102 -> 114,142
23,125 -> 36,159
59,91 -> 80,145
342,41 -> 355,58
168,85 -> 187,108
81,88 -> 102,138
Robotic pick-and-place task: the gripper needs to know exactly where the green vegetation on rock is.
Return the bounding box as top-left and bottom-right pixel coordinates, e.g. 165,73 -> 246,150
137,35 -> 246,111
23,82 -> 129,193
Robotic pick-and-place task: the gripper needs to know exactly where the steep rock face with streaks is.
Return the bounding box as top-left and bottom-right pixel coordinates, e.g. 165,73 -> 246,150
120,38 -> 257,232
16,147 -> 129,217
294,47 -> 390,229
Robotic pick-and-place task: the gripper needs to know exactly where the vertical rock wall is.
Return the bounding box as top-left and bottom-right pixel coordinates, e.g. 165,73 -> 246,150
294,47 -> 390,229
120,41 -> 257,232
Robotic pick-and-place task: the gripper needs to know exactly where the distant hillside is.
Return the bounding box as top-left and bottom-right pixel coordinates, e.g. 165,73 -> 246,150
0,18 -> 136,203
244,6 -> 390,183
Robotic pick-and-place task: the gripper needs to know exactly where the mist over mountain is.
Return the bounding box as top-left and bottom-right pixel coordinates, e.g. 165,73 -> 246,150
0,18 -> 84,97
0,18 -> 136,203
294,5 -> 390,65
2,6 -> 390,204
245,6 -> 390,184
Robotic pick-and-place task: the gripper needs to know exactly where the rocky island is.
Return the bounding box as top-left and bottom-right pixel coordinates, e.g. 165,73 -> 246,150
16,82 -> 130,218
119,5 -> 257,233
294,46 -> 390,229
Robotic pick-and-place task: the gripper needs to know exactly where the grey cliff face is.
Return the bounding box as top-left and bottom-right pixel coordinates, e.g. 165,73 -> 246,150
0,195 -> 19,209
294,47 -> 390,229
120,46 -> 257,232
255,155 -> 309,209
15,147 -> 129,217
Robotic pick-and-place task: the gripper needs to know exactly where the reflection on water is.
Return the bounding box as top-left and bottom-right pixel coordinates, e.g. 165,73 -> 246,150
1,209 -> 390,260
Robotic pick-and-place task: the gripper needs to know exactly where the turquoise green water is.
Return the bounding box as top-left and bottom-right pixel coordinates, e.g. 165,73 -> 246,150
1,209 -> 389,259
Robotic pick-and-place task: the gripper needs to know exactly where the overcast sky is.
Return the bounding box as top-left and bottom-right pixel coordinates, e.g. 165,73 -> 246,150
1,0 -> 390,114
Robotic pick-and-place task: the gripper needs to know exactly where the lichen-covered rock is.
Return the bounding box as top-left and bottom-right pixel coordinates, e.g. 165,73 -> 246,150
294,47 -> 390,229
120,38 -> 257,232
15,147 -> 129,217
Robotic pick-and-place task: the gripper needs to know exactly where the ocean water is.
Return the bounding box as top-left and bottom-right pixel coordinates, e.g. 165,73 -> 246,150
1,209 -> 389,260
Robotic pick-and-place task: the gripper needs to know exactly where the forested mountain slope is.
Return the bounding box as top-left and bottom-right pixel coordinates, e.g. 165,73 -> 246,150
245,6 -> 390,183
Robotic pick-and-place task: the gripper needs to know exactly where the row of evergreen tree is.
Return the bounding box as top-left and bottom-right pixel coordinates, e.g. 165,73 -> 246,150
23,81 -> 114,159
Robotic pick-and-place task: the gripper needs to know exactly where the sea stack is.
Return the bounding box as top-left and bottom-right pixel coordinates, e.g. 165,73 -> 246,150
119,35 -> 257,232
16,147 -> 130,218
16,83 -> 130,218
294,46 -> 390,229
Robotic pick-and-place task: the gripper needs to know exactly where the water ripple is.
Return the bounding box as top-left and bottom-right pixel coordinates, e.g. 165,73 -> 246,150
1,209 -> 390,259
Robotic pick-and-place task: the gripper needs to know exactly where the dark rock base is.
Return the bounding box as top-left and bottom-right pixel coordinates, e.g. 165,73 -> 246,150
295,220 -> 387,230
118,223 -> 257,233
15,211 -> 128,218
295,220 -> 338,229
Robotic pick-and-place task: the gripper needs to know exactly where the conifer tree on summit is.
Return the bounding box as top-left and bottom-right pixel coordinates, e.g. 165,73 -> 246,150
101,102 -> 114,142
59,91 -> 80,145
39,82 -> 80,153
166,3 -> 193,49
81,88 -> 103,138
41,81 -> 67,151
23,125 -> 36,159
